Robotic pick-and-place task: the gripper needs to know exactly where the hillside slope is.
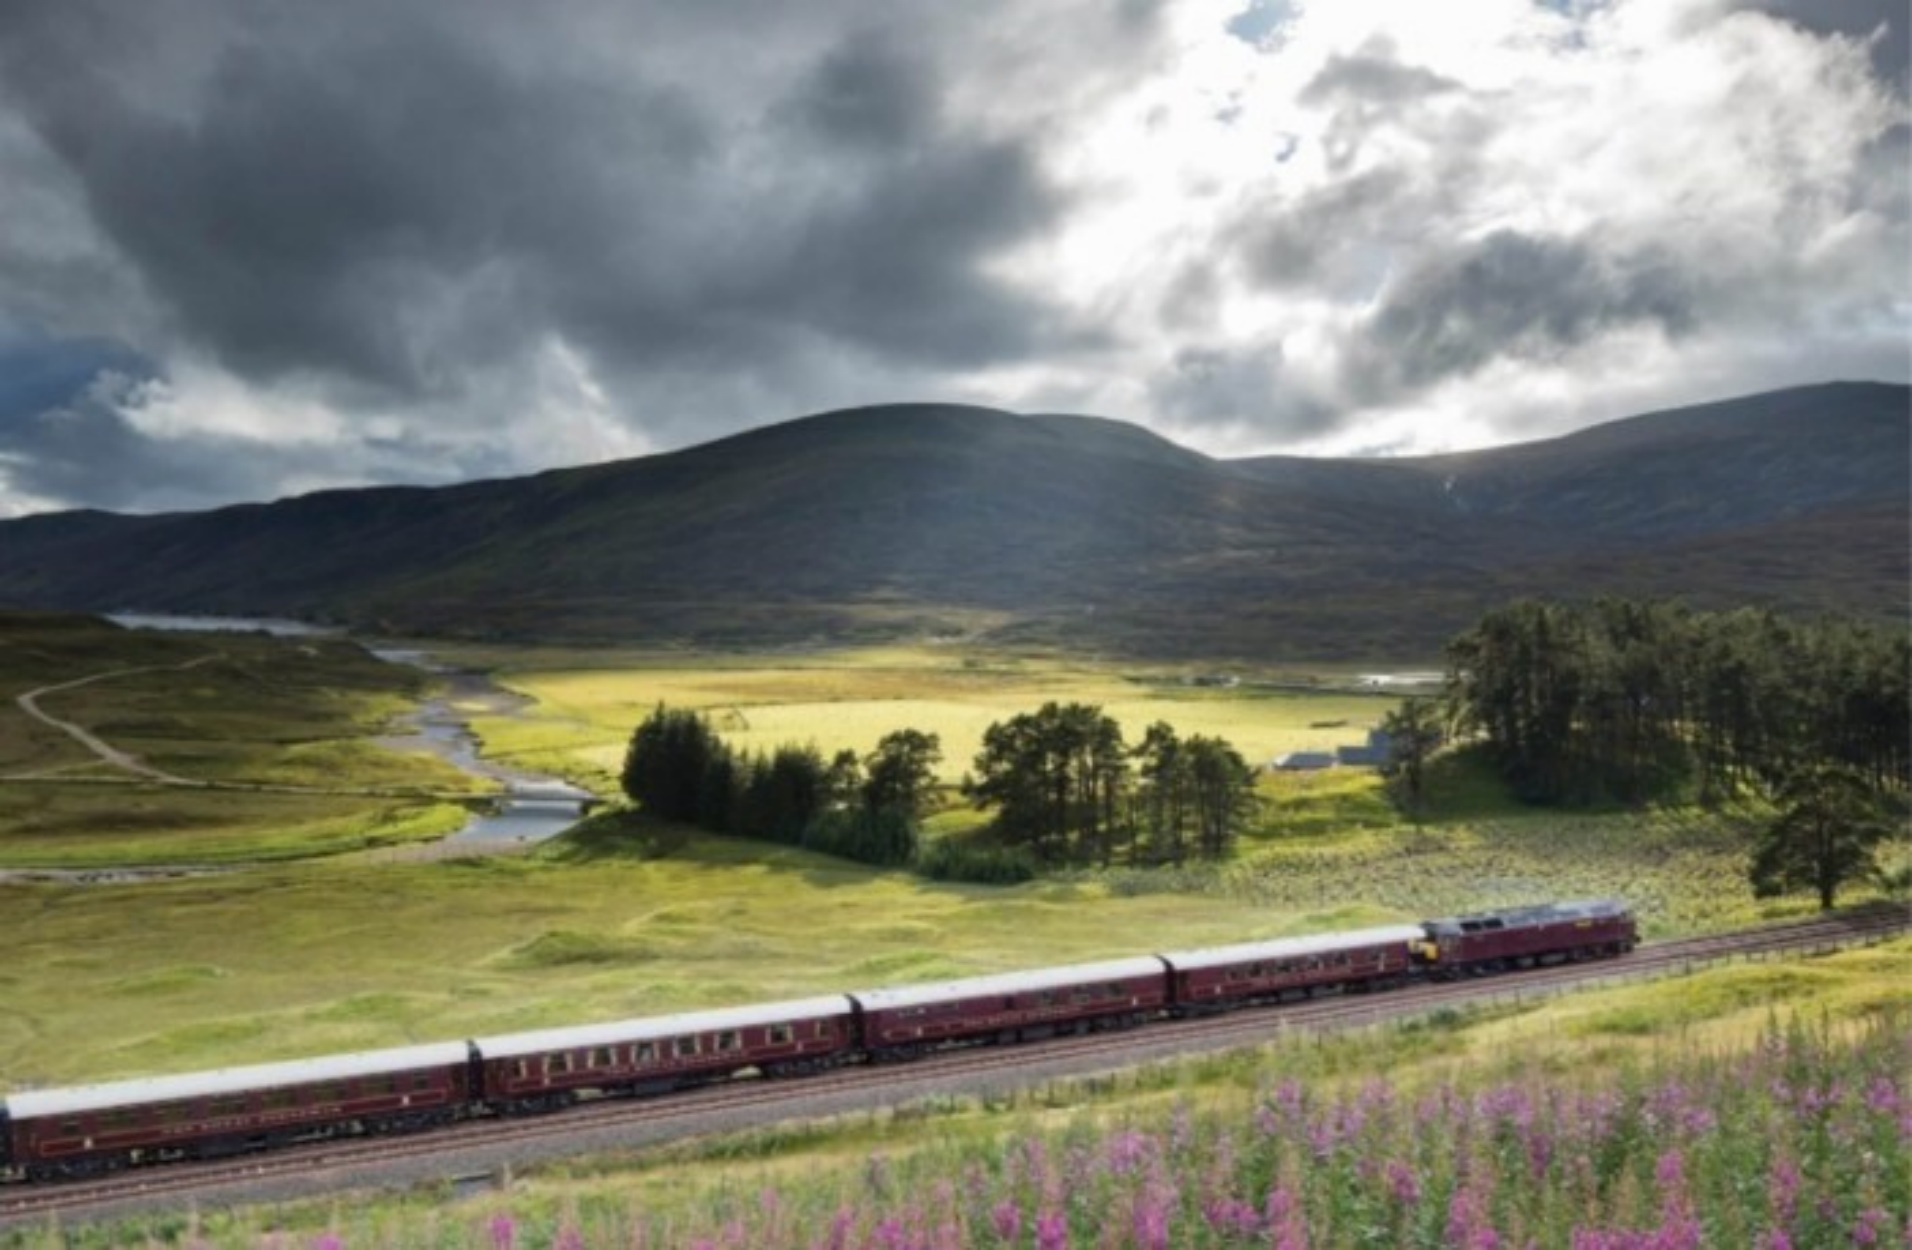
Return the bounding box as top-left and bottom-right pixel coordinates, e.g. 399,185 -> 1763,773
0,385 -> 1903,658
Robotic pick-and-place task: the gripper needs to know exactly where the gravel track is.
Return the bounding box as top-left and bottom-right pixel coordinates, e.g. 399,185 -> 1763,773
3,905 -> 1904,1230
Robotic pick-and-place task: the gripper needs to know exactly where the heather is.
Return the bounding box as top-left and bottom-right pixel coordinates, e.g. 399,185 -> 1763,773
559,1013 -> 1909,1248
33,1007 -> 1906,1249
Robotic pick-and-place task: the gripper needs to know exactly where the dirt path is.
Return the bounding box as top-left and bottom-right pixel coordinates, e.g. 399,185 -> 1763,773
13,656 -> 222,785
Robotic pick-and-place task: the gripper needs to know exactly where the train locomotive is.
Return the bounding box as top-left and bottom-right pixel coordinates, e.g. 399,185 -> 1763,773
1,900 -> 1635,1183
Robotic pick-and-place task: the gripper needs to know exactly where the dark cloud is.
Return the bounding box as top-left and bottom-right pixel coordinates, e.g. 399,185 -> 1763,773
1230,167 -> 1415,292
1345,231 -> 1697,400
0,0 -> 1095,458
1148,343 -> 1336,437
0,377 -> 270,513
0,327 -> 147,423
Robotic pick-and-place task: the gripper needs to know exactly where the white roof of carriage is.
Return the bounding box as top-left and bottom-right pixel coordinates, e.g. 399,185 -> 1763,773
848,956 -> 1167,1012
1157,924 -> 1425,973
4,1040 -> 473,1121
471,995 -> 857,1061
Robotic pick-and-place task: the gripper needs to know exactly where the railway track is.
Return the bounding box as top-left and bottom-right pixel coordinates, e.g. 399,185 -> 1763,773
4,904 -> 1904,1230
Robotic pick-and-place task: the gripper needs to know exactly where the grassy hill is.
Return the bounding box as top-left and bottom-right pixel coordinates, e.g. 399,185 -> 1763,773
0,383 -> 1903,658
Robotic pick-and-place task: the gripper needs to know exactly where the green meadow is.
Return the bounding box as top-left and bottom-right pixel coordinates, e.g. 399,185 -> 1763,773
0,798 -> 1848,1092
444,643 -> 1407,792
0,627 -> 1897,1095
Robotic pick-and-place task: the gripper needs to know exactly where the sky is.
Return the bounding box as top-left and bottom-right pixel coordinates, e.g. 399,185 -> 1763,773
0,0 -> 1905,516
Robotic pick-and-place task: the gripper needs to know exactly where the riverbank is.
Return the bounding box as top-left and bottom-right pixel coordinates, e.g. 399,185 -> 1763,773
0,612 -> 592,870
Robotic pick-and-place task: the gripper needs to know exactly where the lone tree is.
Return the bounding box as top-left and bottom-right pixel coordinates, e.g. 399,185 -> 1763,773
1751,763 -> 1899,911
1379,698 -> 1445,820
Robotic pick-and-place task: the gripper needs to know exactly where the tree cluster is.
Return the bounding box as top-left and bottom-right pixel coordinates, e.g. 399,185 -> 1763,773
1446,598 -> 1909,909
963,701 -> 1258,867
1446,599 -> 1909,806
619,705 -> 939,868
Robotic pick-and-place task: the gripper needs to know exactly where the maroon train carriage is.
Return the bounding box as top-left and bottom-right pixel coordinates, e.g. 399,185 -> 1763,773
848,956 -> 1170,1060
1417,899 -> 1637,978
471,995 -> 859,1114
0,1040 -> 474,1182
1159,924 -> 1426,1014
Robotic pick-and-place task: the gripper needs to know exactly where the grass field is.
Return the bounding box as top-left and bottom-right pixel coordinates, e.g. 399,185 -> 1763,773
0,794 -> 1857,1092
440,643 -> 1406,792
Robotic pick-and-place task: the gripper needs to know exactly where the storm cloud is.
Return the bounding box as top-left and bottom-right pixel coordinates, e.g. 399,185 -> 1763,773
0,0 -> 1904,513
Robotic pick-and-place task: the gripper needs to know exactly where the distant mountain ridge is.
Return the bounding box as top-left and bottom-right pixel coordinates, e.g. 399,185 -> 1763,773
0,382 -> 1903,658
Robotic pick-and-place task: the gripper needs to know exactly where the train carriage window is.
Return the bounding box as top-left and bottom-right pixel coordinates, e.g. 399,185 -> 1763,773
716,1030 -> 742,1053
674,1035 -> 700,1058
768,1024 -> 794,1045
590,1047 -> 612,1069
412,1074 -> 433,1091
552,1052 -> 574,1075
636,1042 -> 657,1063
514,1059 -> 531,1080
816,1020 -> 833,1038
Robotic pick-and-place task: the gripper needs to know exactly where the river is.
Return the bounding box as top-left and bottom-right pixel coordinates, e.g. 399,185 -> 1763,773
107,614 -> 592,848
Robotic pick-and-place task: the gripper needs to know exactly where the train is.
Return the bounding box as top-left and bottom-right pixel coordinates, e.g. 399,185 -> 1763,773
1,899 -> 1635,1183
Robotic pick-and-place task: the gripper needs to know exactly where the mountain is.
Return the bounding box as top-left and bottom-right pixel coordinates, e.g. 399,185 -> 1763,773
0,384 -> 1904,659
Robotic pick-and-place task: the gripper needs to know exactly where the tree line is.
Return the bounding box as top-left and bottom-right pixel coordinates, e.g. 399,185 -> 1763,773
1445,599 -> 1908,806
964,701 -> 1258,868
1443,598 -> 1908,909
619,701 -> 1261,875
620,706 -> 939,868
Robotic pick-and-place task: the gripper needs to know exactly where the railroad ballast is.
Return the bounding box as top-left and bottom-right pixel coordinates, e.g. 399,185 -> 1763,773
1,899 -> 1637,1183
